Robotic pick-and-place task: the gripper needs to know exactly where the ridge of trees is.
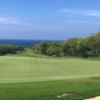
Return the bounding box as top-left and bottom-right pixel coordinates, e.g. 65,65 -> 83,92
33,31 -> 100,58
0,45 -> 24,55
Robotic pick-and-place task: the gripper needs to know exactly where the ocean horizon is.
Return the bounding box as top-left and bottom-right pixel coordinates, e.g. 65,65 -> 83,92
0,39 -> 64,48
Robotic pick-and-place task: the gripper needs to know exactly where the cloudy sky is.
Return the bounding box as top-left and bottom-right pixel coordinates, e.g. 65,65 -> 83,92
0,0 -> 100,40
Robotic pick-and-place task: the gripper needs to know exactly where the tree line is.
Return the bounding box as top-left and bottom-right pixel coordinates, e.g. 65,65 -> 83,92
33,31 -> 100,58
0,45 -> 24,55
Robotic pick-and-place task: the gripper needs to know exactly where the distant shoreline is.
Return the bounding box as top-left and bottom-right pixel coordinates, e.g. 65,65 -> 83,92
0,39 -> 64,48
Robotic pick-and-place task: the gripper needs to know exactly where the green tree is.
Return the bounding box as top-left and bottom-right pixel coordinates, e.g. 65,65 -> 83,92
40,42 -> 48,54
91,32 -> 100,57
46,42 -> 61,56
28,43 -> 32,49
77,37 -> 91,57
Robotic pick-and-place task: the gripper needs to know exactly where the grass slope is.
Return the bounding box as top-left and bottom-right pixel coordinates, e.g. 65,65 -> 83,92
0,56 -> 100,83
1,49 -> 100,100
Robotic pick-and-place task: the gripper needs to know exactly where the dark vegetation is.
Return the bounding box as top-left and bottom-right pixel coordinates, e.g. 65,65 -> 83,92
0,45 -> 24,55
33,31 -> 100,58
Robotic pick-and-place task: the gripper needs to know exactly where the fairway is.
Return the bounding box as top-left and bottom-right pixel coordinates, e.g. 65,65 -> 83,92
0,56 -> 100,83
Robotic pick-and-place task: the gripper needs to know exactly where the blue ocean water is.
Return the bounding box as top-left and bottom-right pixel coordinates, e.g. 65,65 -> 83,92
0,39 -> 64,48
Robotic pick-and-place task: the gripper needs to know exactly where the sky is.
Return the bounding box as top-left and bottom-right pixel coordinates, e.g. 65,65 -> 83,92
0,0 -> 100,40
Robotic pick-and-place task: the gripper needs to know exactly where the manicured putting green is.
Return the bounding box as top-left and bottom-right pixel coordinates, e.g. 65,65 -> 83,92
0,56 -> 100,83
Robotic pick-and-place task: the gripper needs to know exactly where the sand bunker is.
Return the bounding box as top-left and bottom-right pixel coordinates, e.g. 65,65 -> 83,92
57,95 -> 100,100
84,96 -> 100,100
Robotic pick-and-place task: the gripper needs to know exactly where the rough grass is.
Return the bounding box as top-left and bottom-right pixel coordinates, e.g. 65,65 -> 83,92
6,48 -> 43,58
0,78 -> 100,100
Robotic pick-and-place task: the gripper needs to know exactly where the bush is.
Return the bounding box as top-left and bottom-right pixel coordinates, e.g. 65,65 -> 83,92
0,45 -> 24,55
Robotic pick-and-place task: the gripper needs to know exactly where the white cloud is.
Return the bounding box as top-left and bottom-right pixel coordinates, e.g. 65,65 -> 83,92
85,10 -> 100,16
0,17 -> 21,24
0,16 -> 66,31
59,9 -> 72,13
59,9 -> 100,17
66,20 -> 100,24
66,20 -> 88,24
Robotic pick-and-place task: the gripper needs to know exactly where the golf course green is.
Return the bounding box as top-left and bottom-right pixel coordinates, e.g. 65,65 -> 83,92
0,50 -> 100,100
0,56 -> 100,83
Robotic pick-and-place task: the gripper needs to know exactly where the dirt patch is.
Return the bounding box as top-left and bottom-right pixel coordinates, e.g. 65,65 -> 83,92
16,51 -> 21,54
62,93 -> 73,97
56,96 -> 61,98
83,96 -> 100,100
43,55 -> 47,57
27,53 -> 33,54
56,93 -> 73,98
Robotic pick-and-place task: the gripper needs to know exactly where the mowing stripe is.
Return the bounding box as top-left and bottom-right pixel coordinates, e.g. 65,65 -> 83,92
0,56 -> 100,83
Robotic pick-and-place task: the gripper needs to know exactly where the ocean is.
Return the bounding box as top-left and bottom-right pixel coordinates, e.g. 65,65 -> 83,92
0,39 -> 64,48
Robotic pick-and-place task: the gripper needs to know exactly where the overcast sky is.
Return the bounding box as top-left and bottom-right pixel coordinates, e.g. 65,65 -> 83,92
0,0 -> 100,40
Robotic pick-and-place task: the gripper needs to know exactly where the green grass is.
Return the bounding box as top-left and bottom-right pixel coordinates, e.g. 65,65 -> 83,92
85,57 -> 100,60
0,78 -> 100,100
1,56 -> 100,83
1,49 -> 100,100
6,48 -> 43,58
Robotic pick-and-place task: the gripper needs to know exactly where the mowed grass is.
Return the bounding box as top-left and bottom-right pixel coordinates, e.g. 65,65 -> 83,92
0,56 -> 100,83
1,52 -> 100,100
0,78 -> 100,100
